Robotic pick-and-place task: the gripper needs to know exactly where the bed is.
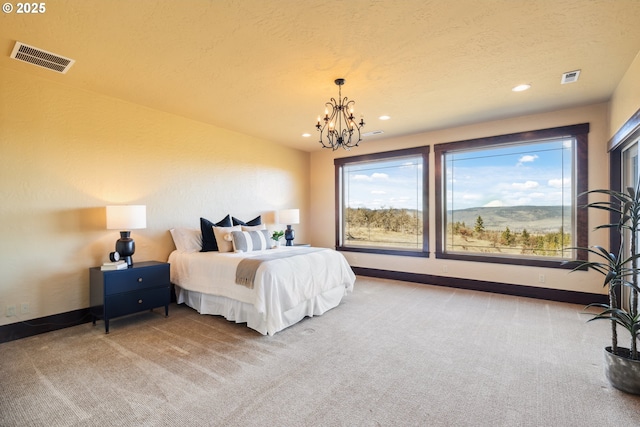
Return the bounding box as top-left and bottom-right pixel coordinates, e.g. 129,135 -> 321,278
168,228 -> 355,335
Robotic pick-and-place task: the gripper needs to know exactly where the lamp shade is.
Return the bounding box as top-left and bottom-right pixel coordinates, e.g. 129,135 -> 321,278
106,205 -> 147,230
278,209 -> 300,225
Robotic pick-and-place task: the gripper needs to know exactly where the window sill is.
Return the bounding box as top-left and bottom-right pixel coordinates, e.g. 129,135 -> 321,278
435,251 -> 584,270
337,246 -> 429,258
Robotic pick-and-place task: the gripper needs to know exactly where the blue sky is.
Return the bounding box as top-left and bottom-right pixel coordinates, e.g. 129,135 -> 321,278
344,138 -> 573,211
446,139 -> 573,210
345,157 -> 422,210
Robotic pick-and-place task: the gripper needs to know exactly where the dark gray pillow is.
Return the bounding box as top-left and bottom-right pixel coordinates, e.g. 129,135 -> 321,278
232,215 -> 262,226
200,215 -> 232,252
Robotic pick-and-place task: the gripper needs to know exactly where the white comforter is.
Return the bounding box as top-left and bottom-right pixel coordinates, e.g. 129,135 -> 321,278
168,246 -> 355,333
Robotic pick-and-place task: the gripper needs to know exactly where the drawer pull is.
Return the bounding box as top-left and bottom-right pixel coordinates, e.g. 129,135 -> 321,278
138,299 -> 143,304
138,278 -> 143,283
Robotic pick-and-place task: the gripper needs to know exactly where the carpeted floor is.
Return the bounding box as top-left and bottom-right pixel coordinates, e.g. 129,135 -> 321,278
1,276 -> 639,426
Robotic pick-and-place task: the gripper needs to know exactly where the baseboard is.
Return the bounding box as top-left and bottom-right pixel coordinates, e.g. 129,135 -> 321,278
0,286 -> 178,344
0,275 -> 604,344
0,308 -> 92,344
352,267 -> 608,306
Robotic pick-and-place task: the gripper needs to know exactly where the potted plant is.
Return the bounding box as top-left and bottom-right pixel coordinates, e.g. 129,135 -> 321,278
571,182 -> 640,394
271,230 -> 284,248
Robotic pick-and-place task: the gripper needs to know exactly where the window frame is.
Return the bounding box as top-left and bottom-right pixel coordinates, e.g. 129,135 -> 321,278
609,109 -> 640,266
334,146 -> 430,257
434,123 -> 589,269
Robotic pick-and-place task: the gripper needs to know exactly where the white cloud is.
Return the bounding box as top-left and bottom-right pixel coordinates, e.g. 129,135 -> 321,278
390,197 -> 411,204
352,172 -> 388,182
484,200 -> 504,207
370,190 -> 386,195
512,181 -> 539,190
371,173 -> 389,180
548,178 -> 570,188
517,154 -> 538,166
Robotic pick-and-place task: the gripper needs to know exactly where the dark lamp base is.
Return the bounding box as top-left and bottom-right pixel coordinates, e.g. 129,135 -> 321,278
285,225 -> 295,246
115,231 -> 135,267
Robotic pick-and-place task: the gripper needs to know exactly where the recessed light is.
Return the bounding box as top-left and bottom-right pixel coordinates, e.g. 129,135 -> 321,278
302,133 -> 311,138
362,130 -> 384,137
379,115 -> 391,121
512,84 -> 531,92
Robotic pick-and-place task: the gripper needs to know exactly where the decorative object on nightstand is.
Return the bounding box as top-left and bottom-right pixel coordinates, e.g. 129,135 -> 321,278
90,261 -> 170,333
100,260 -> 127,271
278,209 -> 299,246
271,230 -> 284,248
106,205 -> 146,268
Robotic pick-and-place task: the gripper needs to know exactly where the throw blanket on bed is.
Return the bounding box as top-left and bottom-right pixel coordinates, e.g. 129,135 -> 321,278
235,247 -> 324,288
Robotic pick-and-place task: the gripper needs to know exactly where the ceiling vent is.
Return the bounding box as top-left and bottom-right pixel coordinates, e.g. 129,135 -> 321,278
363,130 -> 384,137
561,70 -> 580,84
9,41 -> 75,74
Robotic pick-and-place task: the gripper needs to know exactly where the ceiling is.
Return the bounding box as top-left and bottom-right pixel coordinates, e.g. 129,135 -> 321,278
2,0 -> 640,152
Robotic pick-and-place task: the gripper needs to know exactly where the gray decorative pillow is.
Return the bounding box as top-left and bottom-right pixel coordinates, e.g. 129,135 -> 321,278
231,230 -> 271,252
241,224 -> 266,231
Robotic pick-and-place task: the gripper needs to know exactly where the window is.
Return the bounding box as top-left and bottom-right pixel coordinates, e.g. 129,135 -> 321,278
434,124 -> 589,268
609,109 -> 640,309
335,147 -> 429,257
620,134 -> 640,310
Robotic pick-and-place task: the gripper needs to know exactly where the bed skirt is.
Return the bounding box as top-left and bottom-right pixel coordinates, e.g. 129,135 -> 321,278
174,284 -> 347,335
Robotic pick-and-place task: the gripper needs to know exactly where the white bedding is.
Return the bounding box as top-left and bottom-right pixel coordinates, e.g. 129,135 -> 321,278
168,246 -> 355,335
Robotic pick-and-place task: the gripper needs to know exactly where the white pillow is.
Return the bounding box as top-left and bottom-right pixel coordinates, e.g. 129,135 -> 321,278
169,228 -> 202,253
231,230 -> 271,252
241,224 -> 266,231
212,225 -> 241,253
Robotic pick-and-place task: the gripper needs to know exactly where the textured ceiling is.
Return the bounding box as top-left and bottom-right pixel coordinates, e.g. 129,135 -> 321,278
2,0 -> 640,151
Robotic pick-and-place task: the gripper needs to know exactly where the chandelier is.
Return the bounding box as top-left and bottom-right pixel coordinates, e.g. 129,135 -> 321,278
316,78 -> 365,150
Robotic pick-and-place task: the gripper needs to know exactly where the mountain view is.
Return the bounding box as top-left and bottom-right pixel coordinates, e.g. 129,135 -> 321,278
448,205 -> 570,233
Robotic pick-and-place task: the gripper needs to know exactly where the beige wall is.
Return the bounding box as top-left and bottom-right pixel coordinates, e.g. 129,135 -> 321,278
610,50 -> 640,137
4,51 -> 640,329
310,103 -> 611,295
0,67 -> 309,327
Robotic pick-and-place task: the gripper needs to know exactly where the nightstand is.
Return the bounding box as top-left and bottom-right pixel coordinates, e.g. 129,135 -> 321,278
293,243 -> 311,247
90,261 -> 170,333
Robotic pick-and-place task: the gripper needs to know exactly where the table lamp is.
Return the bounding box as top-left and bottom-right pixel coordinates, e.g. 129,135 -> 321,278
106,205 -> 146,267
278,209 -> 300,246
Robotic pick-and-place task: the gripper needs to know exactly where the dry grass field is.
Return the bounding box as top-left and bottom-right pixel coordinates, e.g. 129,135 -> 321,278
446,233 -> 528,255
343,205 -> 569,257
344,225 -> 567,258
345,226 -> 422,249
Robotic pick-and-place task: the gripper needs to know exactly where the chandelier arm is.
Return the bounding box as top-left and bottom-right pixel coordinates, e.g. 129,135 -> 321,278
346,126 -> 362,149
317,100 -> 341,148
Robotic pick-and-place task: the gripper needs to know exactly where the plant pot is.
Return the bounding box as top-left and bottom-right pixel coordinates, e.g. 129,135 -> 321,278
604,346 -> 640,395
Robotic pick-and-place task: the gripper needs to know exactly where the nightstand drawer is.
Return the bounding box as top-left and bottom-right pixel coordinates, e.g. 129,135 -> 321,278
103,263 -> 169,295
105,286 -> 170,319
